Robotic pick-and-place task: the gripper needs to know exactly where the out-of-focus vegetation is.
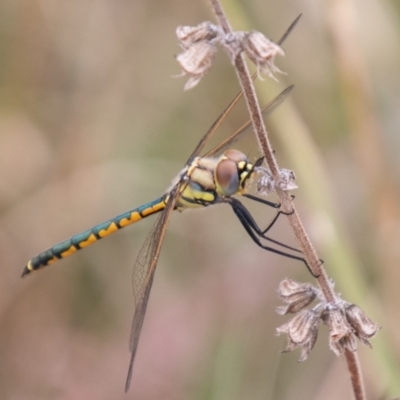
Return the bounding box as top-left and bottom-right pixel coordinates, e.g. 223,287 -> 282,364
0,1 -> 399,399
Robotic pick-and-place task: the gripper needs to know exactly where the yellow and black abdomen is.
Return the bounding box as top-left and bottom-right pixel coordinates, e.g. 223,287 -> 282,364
22,196 -> 167,276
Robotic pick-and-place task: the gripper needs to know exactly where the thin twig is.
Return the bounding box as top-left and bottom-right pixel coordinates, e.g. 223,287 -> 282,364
209,1 -> 365,399
345,349 -> 366,400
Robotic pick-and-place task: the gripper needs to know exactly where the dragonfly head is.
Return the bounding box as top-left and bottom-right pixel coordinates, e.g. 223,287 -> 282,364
215,149 -> 259,196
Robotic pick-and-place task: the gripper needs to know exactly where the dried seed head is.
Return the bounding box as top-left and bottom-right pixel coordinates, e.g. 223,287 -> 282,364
175,23 -> 285,89
242,31 -> 285,80
276,309 -> 320,362
254,166 -> 274,195
255,167 -> 297,196
176,41 -> 217,90
322,304 -> 356,356
276,279 -> 379,361
276,169 -> 297,191
322,305 -> 353,341
176,22 -> 220,48
345,304 -> 380,347
276,279 -> 317,315
329,332 -> 358,357
175,22 -> 221,89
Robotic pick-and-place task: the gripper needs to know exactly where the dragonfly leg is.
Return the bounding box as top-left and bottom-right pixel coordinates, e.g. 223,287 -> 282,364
241,195 -> 319,255
242,193 -> 280,209
242,194 -> 297,237
247,196 -> 324,270
231,198 -> 301,254
226,198 -> 318,277
261,209 -> 293,235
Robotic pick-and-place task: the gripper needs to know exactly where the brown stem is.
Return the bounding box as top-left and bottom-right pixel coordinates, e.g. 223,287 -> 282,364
345,349 -> 366,400
209,0 -> 365,398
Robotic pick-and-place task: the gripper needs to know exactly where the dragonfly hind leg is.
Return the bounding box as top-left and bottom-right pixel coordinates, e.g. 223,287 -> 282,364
261,209 -> 294,236
226,197 -> 318,277
230,197 -> 301,254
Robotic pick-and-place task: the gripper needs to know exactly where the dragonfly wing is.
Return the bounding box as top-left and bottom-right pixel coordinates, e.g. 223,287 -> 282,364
277,14 -> 302,46
185,88 -> 244,165
204,85 -> 294,158
125,186 -> 180,392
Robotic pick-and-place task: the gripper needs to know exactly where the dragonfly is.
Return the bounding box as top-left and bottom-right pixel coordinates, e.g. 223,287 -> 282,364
22,17 -> 306,392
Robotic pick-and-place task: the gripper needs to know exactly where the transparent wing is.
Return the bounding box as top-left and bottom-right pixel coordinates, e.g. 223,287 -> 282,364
276,14 -> 302,46
125,187 -> 180,392
185,88 -> 244,165
204,85 -> 294,158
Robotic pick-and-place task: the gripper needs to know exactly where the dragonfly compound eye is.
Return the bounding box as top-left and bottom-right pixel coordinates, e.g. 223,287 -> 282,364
215,158 -> 240,196
223,149 -> 248,163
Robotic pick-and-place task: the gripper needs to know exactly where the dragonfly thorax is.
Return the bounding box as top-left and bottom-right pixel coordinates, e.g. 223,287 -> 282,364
177,149 -> 256,209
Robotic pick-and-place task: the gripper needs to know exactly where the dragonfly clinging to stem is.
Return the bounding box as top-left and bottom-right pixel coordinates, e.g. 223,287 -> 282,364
22,15 -> 307,392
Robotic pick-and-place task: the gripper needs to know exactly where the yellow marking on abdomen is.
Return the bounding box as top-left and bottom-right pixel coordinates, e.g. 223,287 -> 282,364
47,257 -> 58,265
79,233 -> 97,248
119,212 -> 141,227
98,222 -> 118,238
141,202 -> 165,217
61,246 -> 78,258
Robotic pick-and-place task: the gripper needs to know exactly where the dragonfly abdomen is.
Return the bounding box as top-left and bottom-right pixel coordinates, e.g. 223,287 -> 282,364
22,196 -> 167,276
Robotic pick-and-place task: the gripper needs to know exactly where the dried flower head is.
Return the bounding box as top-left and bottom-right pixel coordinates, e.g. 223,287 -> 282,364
176,22 -> 220,49
345,304 -> 380,347
276,279 -> 318,315
321,304 -> 355,356
323,304 -> 353,340
276,278 -> 379,363
276,309 -> 320,362
241,31 -> 285,80
329,332 -> 358,357
276,169 -> 297,191
255,166 -> 297,196
175,22 -> 286,89
175,41 -> 217,90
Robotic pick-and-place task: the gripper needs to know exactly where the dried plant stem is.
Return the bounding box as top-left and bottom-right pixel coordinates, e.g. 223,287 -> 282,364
210,0 -> 365,398
345,349 -> 366,400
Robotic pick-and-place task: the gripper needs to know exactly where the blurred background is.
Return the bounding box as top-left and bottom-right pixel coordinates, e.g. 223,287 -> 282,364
0,0 -> 399,399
